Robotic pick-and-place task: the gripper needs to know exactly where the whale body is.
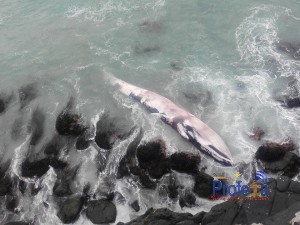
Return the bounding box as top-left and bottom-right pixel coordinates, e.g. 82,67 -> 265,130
105,73 -> 233,166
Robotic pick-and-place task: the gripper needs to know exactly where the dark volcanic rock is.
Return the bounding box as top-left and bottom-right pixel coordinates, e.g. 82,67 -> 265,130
56,112 -> 86,137
56,98 -> 87,137
0,163 -> 12,196
179,190 -> 196,208
21,157 -> 67,178
137,139 -> 170,179
200,177 -> 300,225
5,222 -> 29,225
193,172 -> 214,199
57,196 -> 84,224
6,195 -> 19,212
130,200 -> 140,212
286,97 -> 300,108
117,130 -> 143,179
86,200 -> 117,224
256,141 -> 300,177
19,83 -> 38,109
76,131 -> 91,150
126,208 -> 195,225
255,142 -> 293,162
170,152 -> 200,175
53,166 -> 79,197
0,98 -> 5,113
29,107 -> 46,146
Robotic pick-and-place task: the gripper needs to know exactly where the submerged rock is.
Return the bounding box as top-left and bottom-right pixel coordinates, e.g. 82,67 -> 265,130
29,107 -> 46,146
0,92 -> 13,114
56,196 -> 84,224
277,41 -> 300,60
0,163 -> 12,196
95,113 -> 134,150
86,200 -> 117,224
6,195 -> 19,212
286,97 -> 300,108
76,131 -> 91,150
250,127 -> 265,141
19,83 -> 38,109
44,135 -> 66,157
137,139 -> 170,179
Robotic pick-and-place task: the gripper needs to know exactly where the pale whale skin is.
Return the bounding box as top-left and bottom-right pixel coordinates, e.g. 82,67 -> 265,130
106,73 -> 233,166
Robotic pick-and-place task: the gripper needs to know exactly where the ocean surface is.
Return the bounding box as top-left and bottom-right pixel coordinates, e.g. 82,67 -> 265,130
1,0 -> 300,224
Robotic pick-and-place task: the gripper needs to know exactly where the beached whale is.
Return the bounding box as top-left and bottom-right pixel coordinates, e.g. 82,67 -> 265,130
105,73 -> 233,166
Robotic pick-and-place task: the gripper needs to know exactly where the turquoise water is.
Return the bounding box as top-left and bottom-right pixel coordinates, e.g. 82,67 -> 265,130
1,0 -> 300,224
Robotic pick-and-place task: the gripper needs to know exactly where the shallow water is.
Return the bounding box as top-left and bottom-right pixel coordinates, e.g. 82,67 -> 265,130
1,0 -> 300,224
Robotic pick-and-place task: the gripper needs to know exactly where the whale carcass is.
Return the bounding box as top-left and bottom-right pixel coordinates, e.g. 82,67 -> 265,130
105,73 -> 233,166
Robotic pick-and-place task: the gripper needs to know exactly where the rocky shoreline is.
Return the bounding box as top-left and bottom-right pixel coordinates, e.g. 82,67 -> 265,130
1,85 -> 300,225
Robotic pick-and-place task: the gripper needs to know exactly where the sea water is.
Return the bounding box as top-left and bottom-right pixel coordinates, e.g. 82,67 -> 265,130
1,0 -> 300,224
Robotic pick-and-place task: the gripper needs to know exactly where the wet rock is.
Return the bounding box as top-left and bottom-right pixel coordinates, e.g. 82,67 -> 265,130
95,113 -> 134,150
250,127 -> 265,141
256,142 -> 300,178
137,139 -> 170,179
56,98 -> 87,137
53,166 -> 79,197
86,200 -> 117,224
255,142 -> 300,177
29,107 -> 46,146
19,83 -> 38,109
167,175 -> 180,199
29,182 -> 43,196
5,222 -> 29,225
130,200 -> 140,212
21,157 -> 67,178
56,112 -> 86,137
18,180 -> 27,194
176,221 -> 197,225
192,212 -> 206,224
276,176 -> 291,192
193,172 -> 214,199
126,208 -> 194,225
179,190 -> 196,208
256,140 -> 296,162
6,195 -> 19,212
170,152 -> 200,175
200,178 -> 300,225
76,131 -> 91,150
286,97 -> 300,108
117,130 -> 143,179
0,163 -> 12,196
56,196 -> 84,224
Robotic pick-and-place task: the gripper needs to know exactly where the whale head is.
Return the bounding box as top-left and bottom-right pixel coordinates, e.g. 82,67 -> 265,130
175,119 -> 233,166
